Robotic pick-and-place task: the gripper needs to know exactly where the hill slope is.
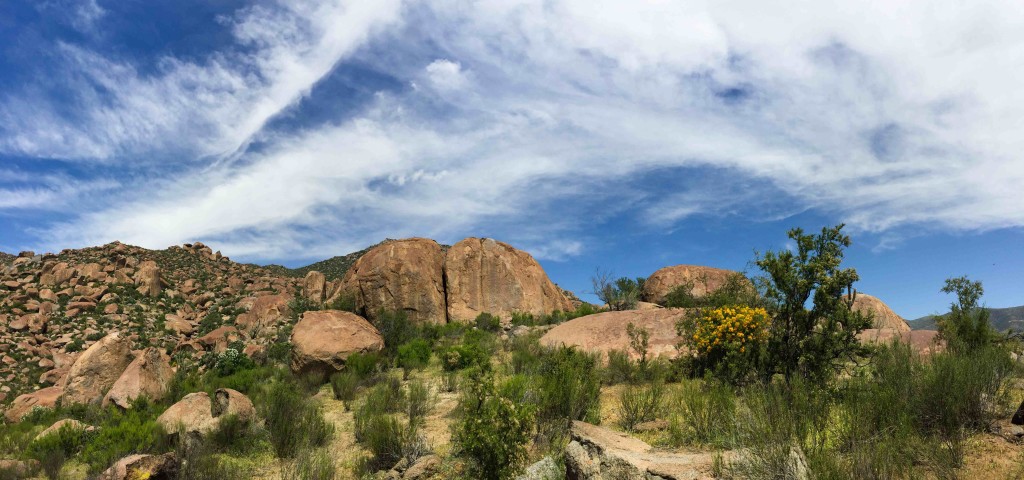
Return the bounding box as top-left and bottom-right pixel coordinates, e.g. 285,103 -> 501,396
908,305 -> 1024,332
0,251 -> 13,266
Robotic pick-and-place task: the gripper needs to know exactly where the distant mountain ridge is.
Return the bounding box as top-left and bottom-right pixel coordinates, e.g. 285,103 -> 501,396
908,305 -> 1024,332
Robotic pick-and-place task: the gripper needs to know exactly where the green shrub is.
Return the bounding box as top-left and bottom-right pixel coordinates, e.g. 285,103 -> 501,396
207,413 -> 266,455
325,293 -> 357,313
25,423 -> 89,479
604,349 -> 635,385
397,339 -> 432,378
373,310 -> 418,356
536,347 -> 602,431
475,312 -> 502,332
358,414 -> 413,472
79,408 -> 166,473
261,379 -> 334,458
454,369 -> 536,480
198,311 -> 223,336
407,380 -> 432,427
441,332 -> 494,372
618,381 -> 665,432
65,339 -> 84,353
668,380 -> 737,448
330,371 -> 359,410
345,351 -> 381,379
282,447 -> 336,480
287,296 -> 320,320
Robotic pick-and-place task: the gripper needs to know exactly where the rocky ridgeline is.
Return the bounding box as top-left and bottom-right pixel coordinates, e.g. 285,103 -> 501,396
0,241 -> 299,409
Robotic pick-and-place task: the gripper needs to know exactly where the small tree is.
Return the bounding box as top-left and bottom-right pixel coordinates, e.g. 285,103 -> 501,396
454,369 -> 535,480
937,276 -> 994,353
755,224 -> 871,383
592,270 -> 644,311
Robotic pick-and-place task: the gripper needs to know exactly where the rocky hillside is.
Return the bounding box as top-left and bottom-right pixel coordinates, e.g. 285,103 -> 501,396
0,252 -> 14,266
909,305 -> 1024,332
0,242 -> 298,404
266,239 -> 451,281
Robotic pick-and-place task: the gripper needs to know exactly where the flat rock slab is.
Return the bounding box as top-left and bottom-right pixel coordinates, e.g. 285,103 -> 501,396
566,420 -> 722,480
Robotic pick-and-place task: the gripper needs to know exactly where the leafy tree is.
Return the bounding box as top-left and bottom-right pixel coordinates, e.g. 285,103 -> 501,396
663,272 -> 760,309
592,270 -> 644,311
937,276 -> 994,353
755,224 -> 871,383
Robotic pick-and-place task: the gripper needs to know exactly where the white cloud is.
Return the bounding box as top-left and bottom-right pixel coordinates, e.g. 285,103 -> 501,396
0,0 -> 403,161
9,0 -> 1024,260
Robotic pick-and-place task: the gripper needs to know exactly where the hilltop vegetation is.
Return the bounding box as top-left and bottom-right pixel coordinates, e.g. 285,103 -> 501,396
0,251 -> 14,266
910,305 -> 1024,332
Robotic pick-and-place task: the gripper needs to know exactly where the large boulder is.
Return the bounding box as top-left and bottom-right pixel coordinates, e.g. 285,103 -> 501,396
156,389 -> 255,437
565,420 -> 720,479
303,271 -> 327,303
99,453 -> 177,480
341,238 -> 447,325
4,386 -> 62,423
444,237 -> 573,322
103,348 -> 175,409
852,293 -> 911,333
235,293 -> 291,335
290,310 -> 385,375
156,392 -> 217,436
135,261 -> 163,298
540,309 -> 687,361
35,419 -> 93,441
641,265 -> 743,305
61,332 -> 134,406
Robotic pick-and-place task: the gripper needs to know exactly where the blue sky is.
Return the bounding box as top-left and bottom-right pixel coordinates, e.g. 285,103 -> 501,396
1,0 -> 1022,319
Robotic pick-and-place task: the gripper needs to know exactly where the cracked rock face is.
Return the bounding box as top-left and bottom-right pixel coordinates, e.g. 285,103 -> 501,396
341,238 -> 447,325
443,237 -> 573,322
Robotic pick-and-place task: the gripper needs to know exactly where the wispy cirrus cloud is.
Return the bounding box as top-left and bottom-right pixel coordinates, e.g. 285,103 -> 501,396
3,0 -> 1024,261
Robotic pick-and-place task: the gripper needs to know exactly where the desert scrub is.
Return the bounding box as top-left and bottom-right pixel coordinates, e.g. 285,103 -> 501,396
260,378 -> 334,458
25,422 -> 90,479
534,346 -> 602,439
667,379 -> 737,448
679,305 -> 769,383
330,371 -> 359,410
454,368 -> 536,480
618,380 -> 665,432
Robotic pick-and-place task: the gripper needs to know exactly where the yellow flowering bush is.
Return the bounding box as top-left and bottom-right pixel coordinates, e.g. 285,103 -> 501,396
679,305 -> 770,383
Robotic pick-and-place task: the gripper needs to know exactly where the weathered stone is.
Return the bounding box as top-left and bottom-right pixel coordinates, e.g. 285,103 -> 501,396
403,454 -> 441,479
303,270 -> 327,303
540,309 -> 688,361
1012,399 -> 1024,425
34,418 -> 93,441
103,347 -> 175,409
852,293 -> 911,332
61,331 -> 134,406
290,310 -> 385,375
565,421 -> 720,480
98,452 -> 177,480
341,238 -> 447,325
156,392 -> 217,436
641,265 -> 745,305
213,388 -> 255,423
4,386 -> 62,423
857,329 -> 943,355
444,237 -> 573,322
135,261 -> 162,298
234,293 -> 291,335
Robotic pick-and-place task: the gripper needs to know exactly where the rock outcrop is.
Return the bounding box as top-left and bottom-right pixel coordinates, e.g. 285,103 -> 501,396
565,420 -> 720,479
156,392 -> 217,436
852,293 -> 911,332
99,452 -> 177,480
103,347 -> 175,408
303,271 -> 327,303
290,310 -> 385,375
234,293 -> 292,336
135,260 -> 163,298
541,309 -> 687,361
341,238 -> 447,325
444,238 -> 573,322
61,332 -> 134,406
156,388 -> 255,437
4,386 -> 62,423
641,265 -> 743,305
